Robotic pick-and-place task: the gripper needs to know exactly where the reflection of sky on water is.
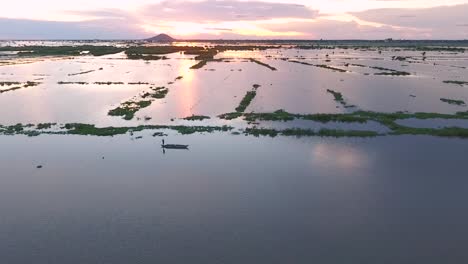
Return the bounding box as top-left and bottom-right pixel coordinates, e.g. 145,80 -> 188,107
1,134 -> 468,263
311,141 -> 371,171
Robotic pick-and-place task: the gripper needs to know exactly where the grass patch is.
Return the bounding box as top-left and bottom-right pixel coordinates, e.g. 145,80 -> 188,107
0,81 -> 40,94
249,58 -> 277,71
94,82 -> 125,85
218,112 -> 243,120
443,80 -> 468,86
58,81 -> 89,85
289,60 -> 347,72
440,98 -> 466,106
37,123 -> 56,130
108,86 -> 169,120
108,101 -> 152,120
235,84 -> 260,113
190,60 -> 209,69
126,54 -> 168,60
183,115 -> 211,121
68,70 -> 95,76
141,86 -> 169,99
0,46 -> 124,57
327,89 -> 344,102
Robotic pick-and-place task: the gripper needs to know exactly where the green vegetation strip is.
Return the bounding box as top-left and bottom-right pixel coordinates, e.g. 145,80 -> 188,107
249,58 -> 277,71
440,98 -> 466,106
219,109 -> 468,138
0,46 -> 125,57
108,86 -> 169,120
326,89 -> 355,108
0,123 -> 232,137
183,115 -> 211,121
443,80 -> 468,86
235,84 -> 260,112
244,127 -> 379,138
0,81 -> 40,93
289,60 -> 347,72
349,63 -> 411,76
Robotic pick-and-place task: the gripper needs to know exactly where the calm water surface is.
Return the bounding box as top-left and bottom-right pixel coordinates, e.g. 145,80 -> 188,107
1,133 -> 468,263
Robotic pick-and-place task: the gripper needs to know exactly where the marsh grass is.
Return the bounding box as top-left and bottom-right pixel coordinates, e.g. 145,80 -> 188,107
0,81 -> 40,94
443,80 -> 468,86
440,98 -> 466,106
289,60 -> 347,72
235,84 -> 260,113
68,70 -> 95,76
249,58 -> 277,71
108,101 -> 152,120
0,46 -> 124,57
183,115 -> 211,121
108,86 -> 169,120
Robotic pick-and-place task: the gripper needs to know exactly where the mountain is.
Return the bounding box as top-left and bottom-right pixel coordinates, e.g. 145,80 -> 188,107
146,34 -> 176,42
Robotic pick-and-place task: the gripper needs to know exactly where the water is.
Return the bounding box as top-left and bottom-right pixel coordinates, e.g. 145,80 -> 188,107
1,134 -> 468,263
1,41 -> 468,263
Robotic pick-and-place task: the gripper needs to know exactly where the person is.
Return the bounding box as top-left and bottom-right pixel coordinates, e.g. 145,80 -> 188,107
162,139 -> 165,146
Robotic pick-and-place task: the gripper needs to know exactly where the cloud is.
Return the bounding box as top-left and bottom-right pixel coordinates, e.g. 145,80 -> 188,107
0,18 -> 145,39
140,0 -> 318,22
1,1 -> 467,40
259,19 -> 426,39
351,4 -> 468,38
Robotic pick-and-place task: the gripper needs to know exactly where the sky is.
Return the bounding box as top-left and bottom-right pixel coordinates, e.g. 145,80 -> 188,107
0,0 -> 467,40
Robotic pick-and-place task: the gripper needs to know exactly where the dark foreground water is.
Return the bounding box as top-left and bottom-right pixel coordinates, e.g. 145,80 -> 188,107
0,133 -> 467,263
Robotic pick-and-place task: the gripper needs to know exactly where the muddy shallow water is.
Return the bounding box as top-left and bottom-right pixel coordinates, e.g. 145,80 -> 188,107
1,41 -> 468,263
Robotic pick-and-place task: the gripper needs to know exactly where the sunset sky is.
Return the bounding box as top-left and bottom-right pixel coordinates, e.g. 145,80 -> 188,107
0,0 -> 467,39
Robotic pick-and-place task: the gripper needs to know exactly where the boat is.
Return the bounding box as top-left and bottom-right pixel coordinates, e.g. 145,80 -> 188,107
161,139 -> 189,150
162,144 -> 189,149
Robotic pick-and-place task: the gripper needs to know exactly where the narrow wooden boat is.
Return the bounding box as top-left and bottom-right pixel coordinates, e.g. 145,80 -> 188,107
162,144 -> 189,149
161,139 -> 189,150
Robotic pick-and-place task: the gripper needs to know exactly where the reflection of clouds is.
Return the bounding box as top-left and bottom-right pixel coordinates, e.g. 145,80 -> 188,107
311,142 -> 369,170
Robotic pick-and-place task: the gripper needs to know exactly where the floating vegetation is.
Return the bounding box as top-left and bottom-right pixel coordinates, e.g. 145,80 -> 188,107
326,89 -> 355,108
440,98 -> 466,106
108,101 -> 152,120
217,109 -> 468,138
443,80 -> 468,86
57,81 -> 89,85
327,89 -> 344,102
0,81 -> 21,86
141,86 -> 169,99
249,58 -> 277,71
128,82 -> 151,85
289,60 -> 347,72
375,71 -> 411,76
0,81 -> 40,93
183,115 -> 211,121
58,81 -> 152,85
0,45 -> 125,57
244,127 -> 378,138
349,63 -> 410,76
108,86 -> 169,120
68,70 -> 96,76
0,123 -> 233,137
93,82 -> 125,85
191,60 -> 209,69
36,123 -> 56,130
127,54 -> 168,60
218,112 -> 243,120
235,84 -> 260,112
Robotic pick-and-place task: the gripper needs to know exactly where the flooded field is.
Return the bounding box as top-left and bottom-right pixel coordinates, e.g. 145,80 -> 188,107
1,40 -> 468,263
